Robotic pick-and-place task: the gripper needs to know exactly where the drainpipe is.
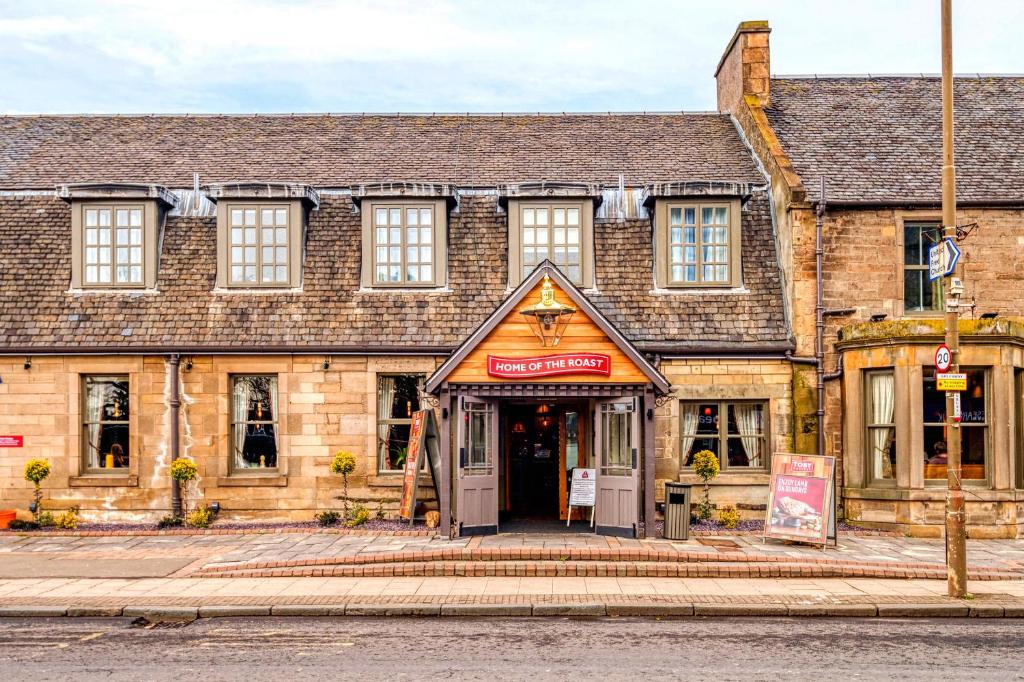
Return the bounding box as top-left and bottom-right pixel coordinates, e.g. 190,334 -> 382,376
815,177 -> 826,457
168,353 -> 182,517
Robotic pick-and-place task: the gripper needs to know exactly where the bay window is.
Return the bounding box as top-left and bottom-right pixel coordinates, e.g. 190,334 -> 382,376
922,368 -> 987,481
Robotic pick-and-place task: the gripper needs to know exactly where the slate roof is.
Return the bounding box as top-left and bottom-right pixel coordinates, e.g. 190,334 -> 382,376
0,193 -> 789,352
0,113 -> 763,189
765,76 -> 1024,204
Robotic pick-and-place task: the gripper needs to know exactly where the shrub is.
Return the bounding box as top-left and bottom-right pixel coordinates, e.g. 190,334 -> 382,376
375,501 -> 386,520
347,504 -> 370,528
37,511 -> 55,527
330,450 -> 357,517
314,510 -> 341,527
8,519 -> 38,531
24,459 -> 51,524
691,450 -> 720,521
718,505 -> 741,530
185,505 -> 215,529
55,507 -> 81,530
170,458 -> 198,482
158,515 -> 184,529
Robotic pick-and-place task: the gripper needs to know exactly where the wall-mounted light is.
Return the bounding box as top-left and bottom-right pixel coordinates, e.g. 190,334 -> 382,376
870,313 -> 888,323
209,501 -> 221,514
520,275 -> 576,347
184,357 -> 193,372
323,356 -> 332,371
23,357 -> 31,370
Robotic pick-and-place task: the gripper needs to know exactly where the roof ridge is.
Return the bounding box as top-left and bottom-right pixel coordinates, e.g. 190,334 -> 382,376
0,110 -> 729,119
774,73 -> 1024,80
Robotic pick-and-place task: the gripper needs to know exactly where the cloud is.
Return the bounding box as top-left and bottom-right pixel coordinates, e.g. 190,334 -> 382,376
0,0 -> 1021,113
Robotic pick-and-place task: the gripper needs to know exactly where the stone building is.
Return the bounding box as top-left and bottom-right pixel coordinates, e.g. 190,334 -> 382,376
720,22 -> 1024,537
0,112 -> 792,535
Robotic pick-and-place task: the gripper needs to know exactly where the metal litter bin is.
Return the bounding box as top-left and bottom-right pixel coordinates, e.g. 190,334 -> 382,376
663,482 -> 692,540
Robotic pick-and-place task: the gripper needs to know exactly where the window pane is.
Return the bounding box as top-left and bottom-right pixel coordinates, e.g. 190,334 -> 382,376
726,403 -> 765,467
232,375 -> 279,470
275,209 -> 287,225
231,209 -> 243,226
376,208 -> 388,226
244,209 -> 256,226
567,208 -> 579,225
261,209 -> 273,225
923,369 -> 986,480
407,208 -> 418,226
83,377 -> 130,470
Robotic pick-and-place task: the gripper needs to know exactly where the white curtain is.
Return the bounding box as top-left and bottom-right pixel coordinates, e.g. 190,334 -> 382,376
233,379 -> 249,469
268,377 -> 279,459
680,403 -> 699,464
871,373 -> 896,479
377,376 -> 396,469
734,404 -> 762,467
85,383 -> 104,468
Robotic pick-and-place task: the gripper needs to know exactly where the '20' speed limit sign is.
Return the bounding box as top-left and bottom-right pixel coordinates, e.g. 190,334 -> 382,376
935,344 -> 952,372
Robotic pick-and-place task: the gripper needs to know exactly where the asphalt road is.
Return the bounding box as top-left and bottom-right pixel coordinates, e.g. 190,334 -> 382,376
0,616 -> 1021,681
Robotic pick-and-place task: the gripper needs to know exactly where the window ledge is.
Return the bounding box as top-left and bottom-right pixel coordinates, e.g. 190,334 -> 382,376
212,287 -> 303,295
69,474 -> 138,488
650,286 -> 750,295
357,286 -> 452,294
215,475 -> 288,487
368,473 -> 435,487
678,472 -> 769,485
68,288 -> 158,295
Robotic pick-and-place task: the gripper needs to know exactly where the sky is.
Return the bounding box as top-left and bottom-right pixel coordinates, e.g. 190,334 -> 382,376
1,0 -> 1022,114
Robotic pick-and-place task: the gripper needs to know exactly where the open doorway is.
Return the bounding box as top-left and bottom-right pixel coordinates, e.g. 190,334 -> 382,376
500,401 -> 589,531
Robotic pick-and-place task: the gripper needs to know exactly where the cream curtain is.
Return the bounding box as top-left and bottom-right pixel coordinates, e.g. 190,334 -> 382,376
871,373 -> 896,479
734,404 -> 762,467
268,377 -> 279,461
85,382 -> 104,469
680,403 -> 699,464
377,376 -> 397,469
233,379 -> 249,469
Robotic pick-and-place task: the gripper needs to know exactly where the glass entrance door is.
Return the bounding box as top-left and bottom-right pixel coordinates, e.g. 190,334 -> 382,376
594,398 -> 640,537
456,395 -> 499,536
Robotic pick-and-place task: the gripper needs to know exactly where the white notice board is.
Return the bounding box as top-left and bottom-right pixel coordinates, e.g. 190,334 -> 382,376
567,468 -> 596,527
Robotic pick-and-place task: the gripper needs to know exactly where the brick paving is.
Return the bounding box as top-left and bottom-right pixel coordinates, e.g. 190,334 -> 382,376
2,530 -> 1023,582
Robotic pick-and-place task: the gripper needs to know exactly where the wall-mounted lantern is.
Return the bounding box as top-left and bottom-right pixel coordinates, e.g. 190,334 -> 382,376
519,275 -> 576,347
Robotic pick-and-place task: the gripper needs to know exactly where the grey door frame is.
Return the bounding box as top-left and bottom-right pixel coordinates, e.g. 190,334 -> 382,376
594,396 -> 641,537
456,393 -> 499,536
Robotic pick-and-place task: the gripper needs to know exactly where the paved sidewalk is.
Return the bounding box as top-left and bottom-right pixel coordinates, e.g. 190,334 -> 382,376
2,530 -> 1023,580
1,576 -> 1023,618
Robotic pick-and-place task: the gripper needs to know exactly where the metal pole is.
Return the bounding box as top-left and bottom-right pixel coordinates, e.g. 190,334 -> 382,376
941,0 -> 967,598
168,354 -> 183,518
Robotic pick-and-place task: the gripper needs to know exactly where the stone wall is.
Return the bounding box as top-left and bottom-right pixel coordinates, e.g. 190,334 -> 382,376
655,358 -> 792,517
0,354 -> 442,522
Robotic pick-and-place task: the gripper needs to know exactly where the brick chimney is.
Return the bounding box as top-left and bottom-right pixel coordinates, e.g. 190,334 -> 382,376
715,20 -> 771,112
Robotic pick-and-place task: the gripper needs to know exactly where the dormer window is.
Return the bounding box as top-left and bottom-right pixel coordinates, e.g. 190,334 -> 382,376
505,191 -> 597,289
208,183 -> 318,290
653,198 -> 742,289
59,183 -> 176,291
357,186 -> 450,289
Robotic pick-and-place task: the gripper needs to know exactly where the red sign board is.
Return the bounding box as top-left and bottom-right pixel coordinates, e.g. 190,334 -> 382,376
486,353 -> 611,379
398,411 -> 426,520
0,436 -> 23,448
935,344 -> 952,372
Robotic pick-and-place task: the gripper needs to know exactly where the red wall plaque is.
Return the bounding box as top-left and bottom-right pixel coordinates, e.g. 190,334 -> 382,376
486,353 -> 611,379
0,436 -> 23,448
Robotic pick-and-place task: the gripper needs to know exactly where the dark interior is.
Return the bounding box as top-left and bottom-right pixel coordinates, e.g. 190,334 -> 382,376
506,403 -> 561,519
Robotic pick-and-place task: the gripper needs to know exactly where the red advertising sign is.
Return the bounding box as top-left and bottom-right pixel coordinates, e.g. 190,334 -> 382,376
398,411 -> 426,520
486,353 -> 611,379
0,436 -> 23,448
764,453 -> 835,546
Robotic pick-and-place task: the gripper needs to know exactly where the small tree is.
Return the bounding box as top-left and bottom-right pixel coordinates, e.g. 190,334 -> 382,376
170,458 -> 199,516
24,459 -> 51,523
691,450 -> 720,521
331,450 -> 357,519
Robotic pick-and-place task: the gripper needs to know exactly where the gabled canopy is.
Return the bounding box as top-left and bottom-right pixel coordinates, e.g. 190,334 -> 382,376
425,261 -> 671,394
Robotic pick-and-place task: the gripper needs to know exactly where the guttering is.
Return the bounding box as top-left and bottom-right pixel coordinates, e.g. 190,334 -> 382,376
0,346 -> 453,356
637,343 -> 794,358
814,198 -> 1024,209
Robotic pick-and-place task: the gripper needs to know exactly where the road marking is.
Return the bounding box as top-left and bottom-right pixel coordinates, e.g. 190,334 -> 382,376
79,632 -> 104,642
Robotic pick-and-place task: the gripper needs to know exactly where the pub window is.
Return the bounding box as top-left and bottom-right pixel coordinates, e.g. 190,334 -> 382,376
865,370 -> 896,482
903,222 -> 943,312
82,376 -> 130,472
681,401 -> 767,470
1016,370 -> 1024,489
231,375 -> 279,472
82,205 -> 145,286
228,205 -> 291,286
507,200 -> 593,288
377,374 -> 424,472
922,367 -> 987,482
